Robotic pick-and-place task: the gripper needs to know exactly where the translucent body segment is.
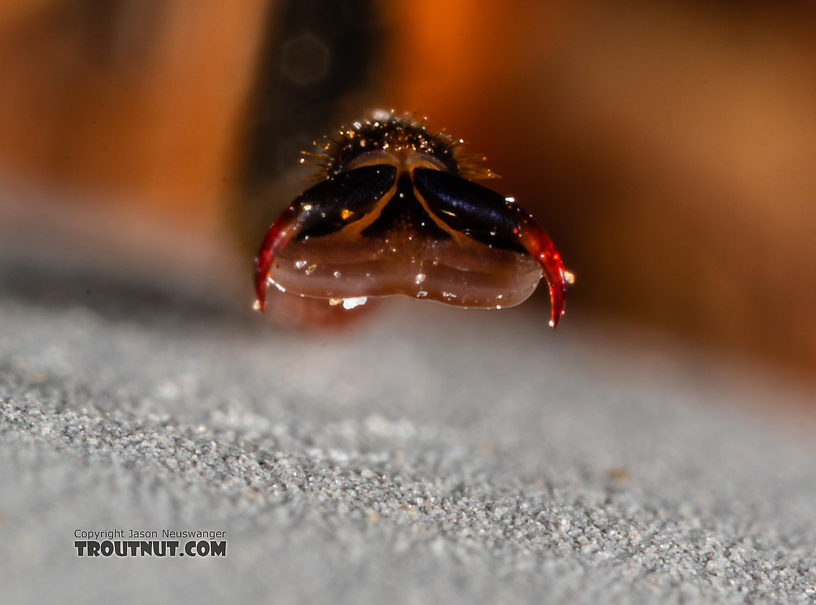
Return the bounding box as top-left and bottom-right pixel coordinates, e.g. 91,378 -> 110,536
254,165 -> 396,309
255,151 -> 567,324
270,227 -> 542,308
412,168 -> 567,327
262,167 -> 545,309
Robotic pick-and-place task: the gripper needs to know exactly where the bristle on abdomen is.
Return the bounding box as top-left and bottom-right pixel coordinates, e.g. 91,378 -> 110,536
303,109 -> 495,180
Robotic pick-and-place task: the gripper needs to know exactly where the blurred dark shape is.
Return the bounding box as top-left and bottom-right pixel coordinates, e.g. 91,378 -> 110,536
280,32 -> 332,87
233,0 -> 387,255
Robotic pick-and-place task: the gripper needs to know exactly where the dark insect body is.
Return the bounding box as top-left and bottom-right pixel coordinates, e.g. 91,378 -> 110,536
255,110 -> 569,327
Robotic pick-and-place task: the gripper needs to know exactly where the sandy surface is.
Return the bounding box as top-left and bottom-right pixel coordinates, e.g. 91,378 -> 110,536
1,250 -> 815,604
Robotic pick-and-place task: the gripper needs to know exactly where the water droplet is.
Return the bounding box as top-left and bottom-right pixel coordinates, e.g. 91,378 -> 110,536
415,273 -> 426,285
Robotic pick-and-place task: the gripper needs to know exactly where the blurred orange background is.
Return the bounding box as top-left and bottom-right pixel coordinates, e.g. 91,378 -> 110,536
1,1 -> 815,381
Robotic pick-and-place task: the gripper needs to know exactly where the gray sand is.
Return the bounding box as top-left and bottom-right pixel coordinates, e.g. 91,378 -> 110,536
1,253 -> 815,604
